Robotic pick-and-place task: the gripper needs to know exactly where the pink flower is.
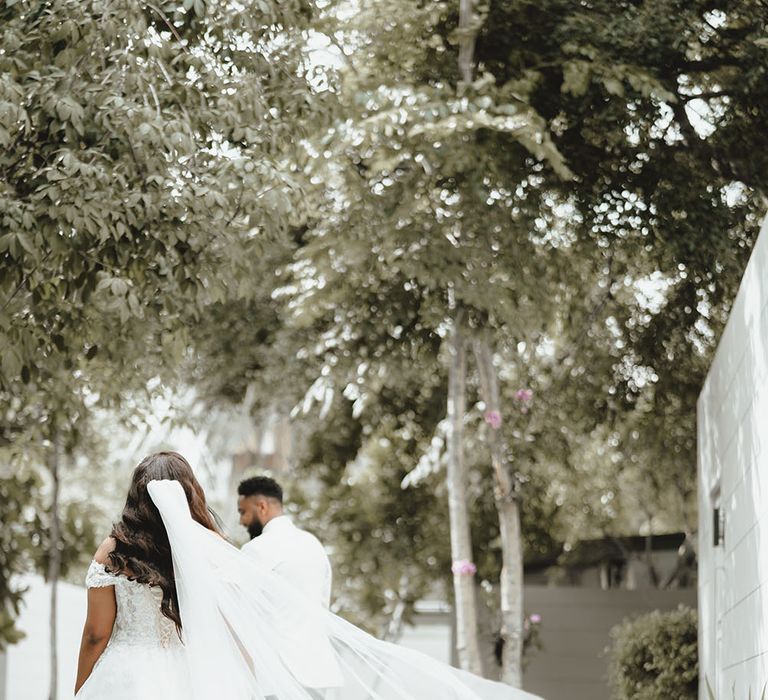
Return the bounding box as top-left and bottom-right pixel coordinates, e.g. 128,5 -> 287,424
451,560 -> 477,576
529,613 -> 542,624
484,410 -> 502,430
515,389 -> 533,403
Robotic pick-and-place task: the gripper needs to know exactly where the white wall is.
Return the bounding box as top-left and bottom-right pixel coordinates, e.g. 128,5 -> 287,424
397,586 -> 695,700
1,575 -> 86,700
523,586 -> 695,700
397,611 -> 453,664
698,215 -> 768,699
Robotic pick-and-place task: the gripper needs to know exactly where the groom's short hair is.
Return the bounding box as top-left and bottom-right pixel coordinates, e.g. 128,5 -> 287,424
238,475 -> 283,503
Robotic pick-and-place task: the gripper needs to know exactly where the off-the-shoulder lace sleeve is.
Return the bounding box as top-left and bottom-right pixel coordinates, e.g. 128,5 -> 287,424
85,560 -> 120,588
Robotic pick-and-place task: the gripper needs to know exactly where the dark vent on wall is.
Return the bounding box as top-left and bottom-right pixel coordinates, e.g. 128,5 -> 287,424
713,507 -> 725,547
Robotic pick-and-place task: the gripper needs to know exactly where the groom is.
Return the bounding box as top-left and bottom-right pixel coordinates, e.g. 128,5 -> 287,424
237,475 -> 332,609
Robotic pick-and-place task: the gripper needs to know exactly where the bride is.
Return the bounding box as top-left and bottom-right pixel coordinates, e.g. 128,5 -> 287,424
75,451 -> 542,699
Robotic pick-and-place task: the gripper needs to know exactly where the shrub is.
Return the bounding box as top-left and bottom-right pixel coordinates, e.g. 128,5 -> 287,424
609,606 -> 698,700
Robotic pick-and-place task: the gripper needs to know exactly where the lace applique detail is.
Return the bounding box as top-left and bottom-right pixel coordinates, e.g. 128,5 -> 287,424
85,560 -> 120,588
158,612 -> 175,648
83,560 -> 181,649
111,582 -> 179,648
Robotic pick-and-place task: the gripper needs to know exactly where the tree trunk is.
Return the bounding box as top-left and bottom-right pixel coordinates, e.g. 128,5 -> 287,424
457,0 -> 523,683
458,0 -> 476,84
473,336 -> 524,687
47,435 -> 61,700
447,0 -> 485,677
660,531 -> 696,589
644,530 -> 660,588
446,313 -> 483,674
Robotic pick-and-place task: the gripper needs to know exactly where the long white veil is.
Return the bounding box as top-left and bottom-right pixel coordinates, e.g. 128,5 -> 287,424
147,479 -> 543,700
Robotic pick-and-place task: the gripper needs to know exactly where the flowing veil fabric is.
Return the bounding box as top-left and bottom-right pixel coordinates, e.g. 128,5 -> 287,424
147,479 -> 543,700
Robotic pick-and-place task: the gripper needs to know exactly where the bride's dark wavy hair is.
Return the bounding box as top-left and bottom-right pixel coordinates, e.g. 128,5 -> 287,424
108,451 -> 220,632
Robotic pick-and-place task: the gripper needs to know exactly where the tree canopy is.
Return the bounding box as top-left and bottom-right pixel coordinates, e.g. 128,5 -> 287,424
1,0 -> 767,659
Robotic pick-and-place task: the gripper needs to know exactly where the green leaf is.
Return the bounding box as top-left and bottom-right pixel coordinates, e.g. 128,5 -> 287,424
561,61 -> 591,97
15,233 -> 35,255
126,291 -> 142,317
602,77 -> 625,97
96,277 -> 113,292
1,347 -> 22,380
110,279 -> 128,297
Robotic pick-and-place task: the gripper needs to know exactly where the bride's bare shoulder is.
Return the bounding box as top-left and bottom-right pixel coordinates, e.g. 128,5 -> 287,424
94,536 -> 117,565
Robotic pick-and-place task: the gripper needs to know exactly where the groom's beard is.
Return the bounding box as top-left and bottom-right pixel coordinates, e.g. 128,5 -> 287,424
247,521 -> 263,539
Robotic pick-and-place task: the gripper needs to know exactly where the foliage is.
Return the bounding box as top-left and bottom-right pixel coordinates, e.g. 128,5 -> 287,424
296,0 -> 768,544
284,384 -> 451,634
0,468 -> 43,648
184,0 -> 768,632
0,407 -> 115,646
1,0 -> 763,656
609,606 -> 698,700
0,0 -> 325,645
0,0 -> 319,398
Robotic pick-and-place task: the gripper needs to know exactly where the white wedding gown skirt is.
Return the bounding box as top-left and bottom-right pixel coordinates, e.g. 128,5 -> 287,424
76,480 -> 542,700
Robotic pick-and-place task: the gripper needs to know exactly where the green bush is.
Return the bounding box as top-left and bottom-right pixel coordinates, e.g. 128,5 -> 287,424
609,606 -> 698,700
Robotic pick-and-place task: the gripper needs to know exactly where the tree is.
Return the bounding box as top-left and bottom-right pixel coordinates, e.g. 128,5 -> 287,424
445,313 -> 483,672
120,0 -> 767,686
280,0 -> 576,681
0,467 -> 43,649
0,0 -> 326,690
289,396 -> 454,638
278,0 -> 767,683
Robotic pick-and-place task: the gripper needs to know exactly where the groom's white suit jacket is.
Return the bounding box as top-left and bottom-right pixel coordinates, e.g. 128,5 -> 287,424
241,515 -> 332,608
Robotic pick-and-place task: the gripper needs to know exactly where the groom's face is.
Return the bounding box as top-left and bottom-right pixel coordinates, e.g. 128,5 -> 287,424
238,495 -> 267,539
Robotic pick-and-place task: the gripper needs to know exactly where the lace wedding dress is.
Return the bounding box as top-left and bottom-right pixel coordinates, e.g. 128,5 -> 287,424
75,561 -> 194,698
75,480 -> 543,700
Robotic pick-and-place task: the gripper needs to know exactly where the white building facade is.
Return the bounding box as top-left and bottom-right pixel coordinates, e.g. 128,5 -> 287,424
698,215 -> 768,699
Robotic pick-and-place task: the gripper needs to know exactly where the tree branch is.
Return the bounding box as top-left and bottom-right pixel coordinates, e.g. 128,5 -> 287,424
678,56 -> 742,74
144,3 -> 190,53
1,250 -> 53,312
680,90 -> 731,102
